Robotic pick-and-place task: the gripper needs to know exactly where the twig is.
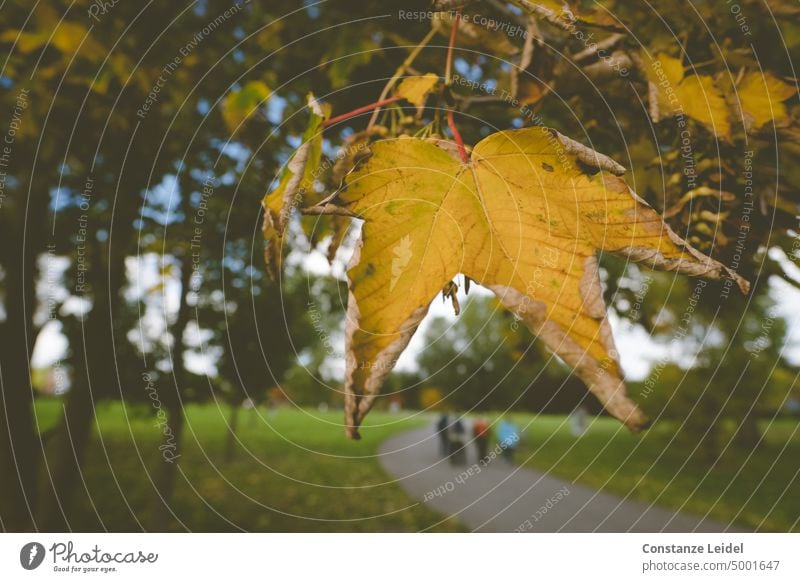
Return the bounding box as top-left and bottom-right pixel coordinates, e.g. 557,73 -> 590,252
572,33 -> 624,62
444,11 -> 461,85
453,94 -> 510,105
366,28 -> 437,130
300,204 -> 356,217
432,0 -> 473,10
322,96 -> 403,128
511,15 -> 538,98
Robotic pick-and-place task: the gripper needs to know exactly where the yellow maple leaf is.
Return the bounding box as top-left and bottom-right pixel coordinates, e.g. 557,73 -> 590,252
735,72 -> 797,132
311,127 -> 748,438
644,54 -> 732,141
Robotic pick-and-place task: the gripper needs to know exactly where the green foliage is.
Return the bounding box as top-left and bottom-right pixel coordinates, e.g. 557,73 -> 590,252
417,297 -> 589,413
634,291 -> 795,454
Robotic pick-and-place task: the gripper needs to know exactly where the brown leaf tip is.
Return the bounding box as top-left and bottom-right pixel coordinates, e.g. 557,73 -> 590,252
551,130 -> 628,176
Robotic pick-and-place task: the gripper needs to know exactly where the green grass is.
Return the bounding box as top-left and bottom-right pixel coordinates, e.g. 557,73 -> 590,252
507,413 -> 800,532
34,399 -> 798,532
34,399 -> 461,532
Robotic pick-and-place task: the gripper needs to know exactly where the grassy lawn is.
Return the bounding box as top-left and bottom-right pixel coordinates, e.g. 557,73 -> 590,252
507,413 -> 800,532
33,399 -> 798,532
34,399 -> 461,532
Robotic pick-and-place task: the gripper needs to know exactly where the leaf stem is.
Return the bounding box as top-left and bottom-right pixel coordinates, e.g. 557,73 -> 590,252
322,96 -> 403,128
444,12 -> 468,163
367,28 -> 437,130
447,109 -> 469,163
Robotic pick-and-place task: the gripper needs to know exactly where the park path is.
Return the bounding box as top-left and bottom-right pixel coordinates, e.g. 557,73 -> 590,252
379,424 -> 742,532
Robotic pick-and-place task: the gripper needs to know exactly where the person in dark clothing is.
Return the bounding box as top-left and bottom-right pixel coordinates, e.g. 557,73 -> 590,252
448,417 -> 467,466
435,413 -> 450,456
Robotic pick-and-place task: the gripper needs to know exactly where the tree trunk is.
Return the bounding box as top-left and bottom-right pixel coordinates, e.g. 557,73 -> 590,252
150,253 -> 192,531
0,179 -> 45,531
39,238 -> 121,531
223,404 -> 241,463
0,312 -> 40,531
150,400 -> 185,531
38,366 -> 96,531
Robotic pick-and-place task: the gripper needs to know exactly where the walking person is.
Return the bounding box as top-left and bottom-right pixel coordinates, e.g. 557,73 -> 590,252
472,416 -> 491,461
435,413 -> 450,456
497,419 -> 520,463
448,417 -> 467,466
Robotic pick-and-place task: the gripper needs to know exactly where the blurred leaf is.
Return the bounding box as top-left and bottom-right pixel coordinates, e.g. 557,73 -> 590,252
433,12 -> 519,57
322,34 -> 379,89
644,53 -> 732,141
221,81 -> 272,132
736,72 -> 797,132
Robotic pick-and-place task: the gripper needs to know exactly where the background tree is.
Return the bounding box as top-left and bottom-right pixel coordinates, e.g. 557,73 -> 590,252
418,297 -> 596,413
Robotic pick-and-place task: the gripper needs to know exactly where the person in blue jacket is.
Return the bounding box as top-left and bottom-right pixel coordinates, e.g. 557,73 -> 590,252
497,419 -> 520,463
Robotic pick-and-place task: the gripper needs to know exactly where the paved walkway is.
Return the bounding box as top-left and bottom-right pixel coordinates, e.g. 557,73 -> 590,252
379,425 -> 742,532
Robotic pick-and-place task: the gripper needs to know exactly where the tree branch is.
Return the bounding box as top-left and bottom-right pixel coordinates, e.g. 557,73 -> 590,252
323,96 -> 403,128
